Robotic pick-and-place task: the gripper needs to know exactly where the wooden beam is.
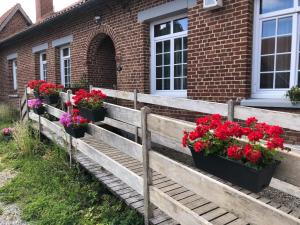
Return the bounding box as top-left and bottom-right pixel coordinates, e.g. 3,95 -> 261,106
149,186 -> 212,225
75,139 -> 143,195
92,87 -> 134,101
87,123 -> 143,162
149,151 -> 300,225
235,106 -> 300,132
44,104 -> 64,118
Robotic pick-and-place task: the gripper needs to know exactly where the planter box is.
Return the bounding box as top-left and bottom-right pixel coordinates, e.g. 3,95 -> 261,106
65,126 -> 87,138
190,147 -> 280,193
33,107 -> 45,115
44,95 -> 59,105
79,107 -> 106,122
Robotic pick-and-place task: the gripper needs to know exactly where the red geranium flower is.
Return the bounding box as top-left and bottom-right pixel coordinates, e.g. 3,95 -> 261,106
194,141 -> 206,153
227,145 -> 243,160
246,117 -> 257,126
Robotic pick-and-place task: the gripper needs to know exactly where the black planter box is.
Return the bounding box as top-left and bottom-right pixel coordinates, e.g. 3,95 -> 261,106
44,95 -> 59,105
33,107 -> 45,115
79,107 -> 106,122
190,147 -> 280,193
65,126 -> 87,138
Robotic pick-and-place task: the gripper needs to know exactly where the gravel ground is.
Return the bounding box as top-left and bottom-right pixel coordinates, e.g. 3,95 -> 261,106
153,144 -> 300,211
0,169 -> 26,225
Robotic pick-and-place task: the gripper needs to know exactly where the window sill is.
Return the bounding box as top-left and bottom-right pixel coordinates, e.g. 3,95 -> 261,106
241,98 -> 300,108
8,94 -> 19,98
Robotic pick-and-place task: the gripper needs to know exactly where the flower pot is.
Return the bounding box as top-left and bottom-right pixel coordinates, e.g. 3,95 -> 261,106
33,107 -> 45,115
33,91 -> 43,99
189,147 -> 280,193
65,126 -> 87,138
44,95 -> 59,105
79,107 -> 106,122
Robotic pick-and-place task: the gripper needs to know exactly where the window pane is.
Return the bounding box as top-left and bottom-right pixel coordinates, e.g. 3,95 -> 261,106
261,55 -> 274,71
156,79 -> 162,90
275,72 -> 290,88
156,55 -> 162,66
156,67 -> 162,78
156,42 -> 162,53
261,38 -> 275,54
276,54 -> 291,71
183,64 -> 187,76
174,52 -> 182,64
64,60 -> 68,68
164,54 -> 170,65
260,0 -> 293,14
173,18 -> 188,33
174,65 -> 182,77
278,17 -> 292,35
260,73 -> 274,89
63,48 -> 69,57
277,36 -> 291,53
164,40 -> 170,52
183,78 -> 187,89
183,51 -> 187,63
164,79 -> 170,90
175,38 -> 182,51
183,37 -> 187,49
262,20 -> 276,37
154,22 -> 171,37
164,66 -> 170,78
42,53 -> 46,61
298,72 -> 300,87
174,78 -> 182,90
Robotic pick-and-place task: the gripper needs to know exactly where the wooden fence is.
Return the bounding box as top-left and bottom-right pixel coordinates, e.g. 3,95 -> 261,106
19,88 -> 300,225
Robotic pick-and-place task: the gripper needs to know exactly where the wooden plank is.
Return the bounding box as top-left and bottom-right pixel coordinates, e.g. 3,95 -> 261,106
92,87 -> 134,101
87,123 -> 143,162
270,178 -> 300,199
75,139 -> 144,195
149,151 -> 300,225
138,93 -> 228,116
235,106 -> 300,132
274,150 -> 300,188
104,102 -> 141,127
149,186 -> 212,225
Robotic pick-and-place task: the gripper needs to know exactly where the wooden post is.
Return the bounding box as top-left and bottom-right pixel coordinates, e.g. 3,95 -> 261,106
67,90 -> 73,167
141,106 -> 153,225
89,85 -> 93,92
19,98 -> 22,120
60,93 -> 65,111
25,87 -> 29,121
227,99 -> 235,121
134,89 -> 138,143
38,115 -> 42,140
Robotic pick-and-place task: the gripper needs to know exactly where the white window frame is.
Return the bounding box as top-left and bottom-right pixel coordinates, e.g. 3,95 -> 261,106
12,59 -> 17,90
252,0 -> 300,98
60,46 -> 71,87
40,52 -> 47,81
150,14 -> 188,97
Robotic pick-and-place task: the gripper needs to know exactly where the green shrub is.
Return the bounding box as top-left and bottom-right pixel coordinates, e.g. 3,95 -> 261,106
0,104 -> 19,123
286,86 -> 300,105
12,121 -> 44,157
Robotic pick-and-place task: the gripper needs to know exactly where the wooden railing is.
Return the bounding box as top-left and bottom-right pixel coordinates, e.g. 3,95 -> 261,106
21,89 -> 300,225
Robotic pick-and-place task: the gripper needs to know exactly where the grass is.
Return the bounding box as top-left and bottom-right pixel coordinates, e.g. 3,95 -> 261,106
0,206 -> 3,216
0,104 -> 143,225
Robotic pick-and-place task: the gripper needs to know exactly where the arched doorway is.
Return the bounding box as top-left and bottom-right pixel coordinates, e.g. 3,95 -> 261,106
87,33 -> 117,89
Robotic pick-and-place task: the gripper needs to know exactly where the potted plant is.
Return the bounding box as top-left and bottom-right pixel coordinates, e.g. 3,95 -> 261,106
1,127 -> 13,142
27,80 -> 46,98
72,89 -> 107,122
286,86 -> 300,105
39,82 -> 63,105
59,109 -> 89,138
182,115 -> 286,192
28,98 -> 45,115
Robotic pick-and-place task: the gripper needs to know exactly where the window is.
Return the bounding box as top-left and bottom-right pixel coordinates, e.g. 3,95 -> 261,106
60,46 -> 71,88
253,0 -> 300,98
40,52 -> 47,81
151,16 -> 188,97
12,60 -> 17,90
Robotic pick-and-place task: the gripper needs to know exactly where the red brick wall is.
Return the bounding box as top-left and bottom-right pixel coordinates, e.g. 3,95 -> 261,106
0,11 -> 30,41
36,0 -> 54,22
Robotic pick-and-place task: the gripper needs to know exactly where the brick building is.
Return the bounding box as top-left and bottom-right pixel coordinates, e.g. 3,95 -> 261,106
0,0 -> 299,116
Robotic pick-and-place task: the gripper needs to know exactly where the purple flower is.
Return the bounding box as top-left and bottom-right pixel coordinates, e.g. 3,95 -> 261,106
28,99 -> 43,109
59,113 -> 72,128
2,128 -> 13,136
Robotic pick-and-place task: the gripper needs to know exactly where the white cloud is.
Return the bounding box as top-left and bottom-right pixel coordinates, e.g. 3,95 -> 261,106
0,0 -> 78,23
